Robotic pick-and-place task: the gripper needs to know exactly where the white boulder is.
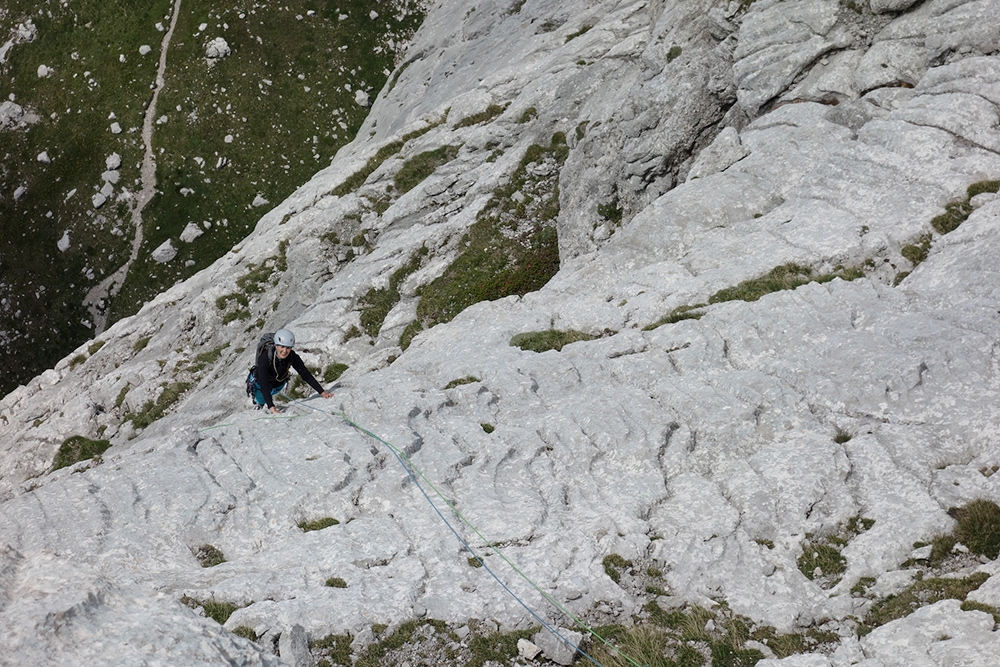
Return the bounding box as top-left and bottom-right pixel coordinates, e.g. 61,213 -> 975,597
151,239 -> 178,263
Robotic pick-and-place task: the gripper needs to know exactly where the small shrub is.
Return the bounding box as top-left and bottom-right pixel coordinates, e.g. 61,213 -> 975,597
325,576 -> 348,588
51,435 -> 112,471
667,45 -> 682,62
299,517 -> 340,532
834,428 -> 852,443
510,329 -> 596,353
194,544 -> 227,568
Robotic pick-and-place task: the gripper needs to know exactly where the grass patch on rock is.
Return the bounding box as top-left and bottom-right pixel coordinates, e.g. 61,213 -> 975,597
394,145 -> 461,194
358,246 -> 428,338
193,544 -> 227,568
797,516 -> 875,588
510,329 -> 596,353
408,133 -> 569,337
51,435 -> 112,471
181,595 -> 240,625
299,517 -> 341,532
454,103 -> 507,129
709,263 -> 863,305
124,381 -> 193,430
643,304 -> 707,331
931,180 -> 1000,234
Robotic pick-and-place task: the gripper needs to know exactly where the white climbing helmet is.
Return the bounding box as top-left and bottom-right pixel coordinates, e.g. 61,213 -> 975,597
274,329 -> 295,348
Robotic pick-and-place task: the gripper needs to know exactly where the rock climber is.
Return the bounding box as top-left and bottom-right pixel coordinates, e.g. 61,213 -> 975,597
250,329 -> 333,413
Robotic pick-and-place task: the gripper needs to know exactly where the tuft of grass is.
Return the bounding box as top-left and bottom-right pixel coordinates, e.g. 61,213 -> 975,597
232,626 -> 258,641
194,544 -> 227,568
603,553 -> 633,584
311,632 -> 354,666
187,345 -> 227,373
798,543 -> 846,583
865,572 -> 989,630
951,499 -> 1000,559
133,336 -> 152,353
797,516 -> 873,587
466,626 -> 539,667
519,107 -> 538,123
454,103 -> 507,129
644,304 -> 706,331
299,517 -> 341,532
325,576 -> 348,588
480,423 -> 495,434
709,263 -> 864,304
394,145 -> 461,194
565,24 -> 594,43
510,329 -> 596,353
834,428 -> 853,444
961,600 -> 1000,624
901,233 -> 932,267
51,435 -> 112,471
323,363 -> 349,383
667,45 -> 683,62
444,375 -> 480,389
931,180 -> 1000,234
709,264 -> 814,303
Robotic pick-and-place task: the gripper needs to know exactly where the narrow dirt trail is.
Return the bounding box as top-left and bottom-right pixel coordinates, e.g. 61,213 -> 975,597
85,0 -> 183,333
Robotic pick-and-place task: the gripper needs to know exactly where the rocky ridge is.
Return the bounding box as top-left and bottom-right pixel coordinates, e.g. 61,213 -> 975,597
2,0 -> 1000,665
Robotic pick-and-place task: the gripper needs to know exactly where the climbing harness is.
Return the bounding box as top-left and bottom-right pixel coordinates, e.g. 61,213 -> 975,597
284,396 -> 647,667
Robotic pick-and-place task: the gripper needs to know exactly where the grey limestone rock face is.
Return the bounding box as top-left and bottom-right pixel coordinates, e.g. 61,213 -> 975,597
3,0 -> 1000,664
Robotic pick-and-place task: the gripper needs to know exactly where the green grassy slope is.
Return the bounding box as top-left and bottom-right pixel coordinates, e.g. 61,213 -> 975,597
0,0 -> 423,396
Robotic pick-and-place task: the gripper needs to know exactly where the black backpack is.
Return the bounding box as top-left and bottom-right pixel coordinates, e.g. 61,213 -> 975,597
245,333 -> 275,398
